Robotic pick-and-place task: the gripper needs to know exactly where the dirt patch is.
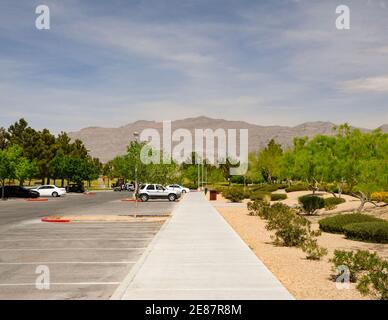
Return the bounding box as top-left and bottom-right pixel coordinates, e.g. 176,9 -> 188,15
216,205 -> 387,300
44,215 -> 169,223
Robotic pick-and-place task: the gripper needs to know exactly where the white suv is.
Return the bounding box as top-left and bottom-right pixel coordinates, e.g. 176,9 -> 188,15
31,185 -> 66,197
138,184 -> 181,202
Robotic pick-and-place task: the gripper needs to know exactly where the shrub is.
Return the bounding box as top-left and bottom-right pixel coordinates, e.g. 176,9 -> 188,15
249,191 -> 271,202
301,238 -> 328,260
298,195 -> 325,215
324,197 -> 346,210
247,200 -> 271,219
343,221 -> 388,244
319,214 -> 383,234
357,259 -> 388,300
222,187 -> 245,202
266,203 -> 312,247
248,201 -> 327,259
250,184 -> 286,193
270,193 -> 287,201
285,183 -> 308,193
371,192 -> 388,203
330,250 -> 382,282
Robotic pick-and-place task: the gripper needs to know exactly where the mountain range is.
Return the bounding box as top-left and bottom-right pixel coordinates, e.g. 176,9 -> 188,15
68,117 -> 388,163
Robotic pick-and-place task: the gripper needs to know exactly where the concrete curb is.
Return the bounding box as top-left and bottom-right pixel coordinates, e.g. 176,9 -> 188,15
41,217 -> 70,223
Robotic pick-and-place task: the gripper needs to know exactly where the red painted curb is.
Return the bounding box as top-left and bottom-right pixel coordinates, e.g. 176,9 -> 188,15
41,217 -> 70,223
121,199 -> 142,202
27,198 -> 48,202
84,192 -> 96,196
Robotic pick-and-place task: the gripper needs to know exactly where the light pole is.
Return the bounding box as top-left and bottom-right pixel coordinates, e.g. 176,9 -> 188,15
133,131 -> 140,209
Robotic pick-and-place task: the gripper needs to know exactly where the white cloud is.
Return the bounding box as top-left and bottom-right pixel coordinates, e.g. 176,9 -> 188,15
339,76 -> 388,93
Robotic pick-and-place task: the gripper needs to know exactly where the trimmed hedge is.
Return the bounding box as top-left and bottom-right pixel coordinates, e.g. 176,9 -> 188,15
249,191 -> 271,201
319,214 -> 383,234
250,184 -> 286,193
298,195 -> 325,214
285,183 -> 309,193
343,221 -> 388,244
324,197 -> 346,210
222,187 -> 245,202
270,193 -> 287,201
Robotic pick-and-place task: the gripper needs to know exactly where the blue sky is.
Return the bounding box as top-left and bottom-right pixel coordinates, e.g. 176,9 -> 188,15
0,0 -> 387,132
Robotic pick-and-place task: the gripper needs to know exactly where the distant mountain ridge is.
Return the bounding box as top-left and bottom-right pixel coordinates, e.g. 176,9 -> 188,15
68,117 -> 388,163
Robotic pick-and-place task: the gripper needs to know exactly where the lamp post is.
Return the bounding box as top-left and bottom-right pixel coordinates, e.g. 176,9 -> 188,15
133,131 -> 140,208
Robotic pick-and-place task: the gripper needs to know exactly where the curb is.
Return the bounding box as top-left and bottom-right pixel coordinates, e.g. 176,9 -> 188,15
121,199 -> 142,202
41,217 -> 70,223
26,198 -> 48,202
84,192 -> 96,196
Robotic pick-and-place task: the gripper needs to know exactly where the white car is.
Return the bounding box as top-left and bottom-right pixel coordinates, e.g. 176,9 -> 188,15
32,185 -> 66,197
166,184 -> 190,194
138,184 -> 181,202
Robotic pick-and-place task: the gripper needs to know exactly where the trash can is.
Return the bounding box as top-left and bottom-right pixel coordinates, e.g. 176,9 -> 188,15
209,189 -> 217,201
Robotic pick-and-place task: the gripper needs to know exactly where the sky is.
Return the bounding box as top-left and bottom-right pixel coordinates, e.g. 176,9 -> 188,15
0,0 -> 387,132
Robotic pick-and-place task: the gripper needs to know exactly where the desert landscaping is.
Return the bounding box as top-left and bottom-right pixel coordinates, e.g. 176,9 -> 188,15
209,190 -> 387,300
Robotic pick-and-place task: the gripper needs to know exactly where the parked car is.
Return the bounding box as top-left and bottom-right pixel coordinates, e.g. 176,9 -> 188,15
113,182 -> 135,192
138,184 -> 181,202
125,183 -> 135,191
31,185 -> 66,197
166,184 -> 190,194
1,186 -> 40,199
66,183 -> 85,193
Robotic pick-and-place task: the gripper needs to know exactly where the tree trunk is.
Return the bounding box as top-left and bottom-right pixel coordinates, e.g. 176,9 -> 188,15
46,177 -> 50,185
1,180 -> 5,200
41,177 -> 45,185
61,179 -> 64,187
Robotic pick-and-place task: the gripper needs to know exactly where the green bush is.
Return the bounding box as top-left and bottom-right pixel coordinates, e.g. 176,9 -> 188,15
249,191 -> 271,201
358,259 -> 388,300
222,187 -> 245,202
247,200 -> 271,219
248,201 -> 327,259
298,195 -> 325,215
330,250 -> 382,282
285,183 -> 308,193
324,197 -> 346,210
343,221 -> 388,244
301,238 -> 328,260
250,184 -> 286,193
270,193 -> 287,201
265,203 -> 311,247
319,214 -> 383,234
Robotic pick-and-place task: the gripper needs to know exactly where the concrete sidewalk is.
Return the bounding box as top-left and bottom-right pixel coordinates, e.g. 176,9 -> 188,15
115,192 -> 293,300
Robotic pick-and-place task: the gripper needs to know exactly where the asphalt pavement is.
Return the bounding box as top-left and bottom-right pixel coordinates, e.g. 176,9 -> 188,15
0,191 -> 176,299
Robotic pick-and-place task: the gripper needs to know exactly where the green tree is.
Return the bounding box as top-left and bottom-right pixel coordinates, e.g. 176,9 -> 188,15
256,139 -> 283,183
0,127 -> 8,150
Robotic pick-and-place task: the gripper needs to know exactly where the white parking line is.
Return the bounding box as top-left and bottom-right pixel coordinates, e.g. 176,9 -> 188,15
0,248 -> 147,251
0,282 -> 121,286
0,261 -> 137,265
0,238 -> 153,241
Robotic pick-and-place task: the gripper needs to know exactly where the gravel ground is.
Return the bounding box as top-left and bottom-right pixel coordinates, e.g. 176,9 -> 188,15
212,191 -> 388,300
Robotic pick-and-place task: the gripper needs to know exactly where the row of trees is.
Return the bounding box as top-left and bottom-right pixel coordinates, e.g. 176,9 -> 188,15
0,119 -> 102,192
246,124 -> 388,210
104,143 -> 235,189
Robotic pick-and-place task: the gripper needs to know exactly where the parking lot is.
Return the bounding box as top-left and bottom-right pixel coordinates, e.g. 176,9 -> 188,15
0,191 -> 176,299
